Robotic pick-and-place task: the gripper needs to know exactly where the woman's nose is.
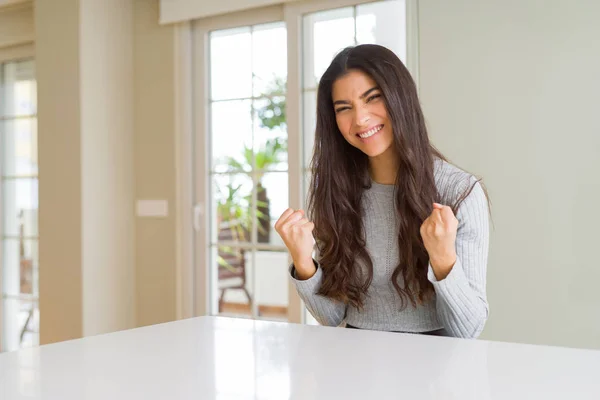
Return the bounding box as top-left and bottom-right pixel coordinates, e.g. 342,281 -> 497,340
355,108 -> 370,127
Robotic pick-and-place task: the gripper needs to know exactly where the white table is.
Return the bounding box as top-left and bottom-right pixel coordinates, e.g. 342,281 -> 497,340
1,316 -> 599,399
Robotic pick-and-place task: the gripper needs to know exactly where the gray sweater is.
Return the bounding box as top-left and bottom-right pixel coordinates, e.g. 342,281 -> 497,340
290,160 -> 490,338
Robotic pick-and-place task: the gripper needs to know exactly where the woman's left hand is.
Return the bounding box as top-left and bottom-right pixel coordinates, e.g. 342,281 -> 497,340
420,203 -> 459,280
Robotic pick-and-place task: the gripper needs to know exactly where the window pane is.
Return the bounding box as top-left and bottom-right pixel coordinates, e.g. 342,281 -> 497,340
302,90 -> 317,169
207,21 -> 292,324
1,59 -> 39,352
23,239 -> 38,296
255,251 -> 289,323
210,27 -> 252,100
303,7 -> 355,89
302,170 -> 312,209
1,118 -> 38,176
2,238 -> 19,295
211,245 -> 253,318
211,249 -> 290,323
357,0 -> 407,62
211,100 -> 253,173
256,172 -> 288,247
252,22 -> 287,98
2,238 -> 37,296
1,298 -> 39,352
2,178 -> 39,237
1,60 -> 36,117
253,97 -> 287,172
212,174 -> 253,245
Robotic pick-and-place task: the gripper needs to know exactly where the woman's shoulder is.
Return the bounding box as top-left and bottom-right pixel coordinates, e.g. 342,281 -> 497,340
433,158 -> 483,205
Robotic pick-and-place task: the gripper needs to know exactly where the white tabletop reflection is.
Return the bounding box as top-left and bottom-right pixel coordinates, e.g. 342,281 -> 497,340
1,316 -> 599,399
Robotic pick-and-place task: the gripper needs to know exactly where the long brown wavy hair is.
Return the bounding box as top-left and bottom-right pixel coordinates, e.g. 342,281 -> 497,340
307,44 -> 483,310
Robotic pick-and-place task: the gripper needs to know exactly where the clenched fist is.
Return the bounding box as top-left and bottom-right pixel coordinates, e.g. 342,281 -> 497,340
420,203 -> 459,280
274,208 -> 317,280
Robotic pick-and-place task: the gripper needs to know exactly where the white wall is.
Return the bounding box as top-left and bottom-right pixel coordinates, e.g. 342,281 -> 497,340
36,0 -> 85,345
418,0 -> 600,349
80,0 -> 136,337
133,0 -> 179,328
36,0 -> 136,344
159,0 -> 297,24
19,0 -> 175,344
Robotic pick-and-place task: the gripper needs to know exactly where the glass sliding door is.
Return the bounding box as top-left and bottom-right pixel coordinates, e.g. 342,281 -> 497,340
1,59 -> 39,351
195,9 -> 292,321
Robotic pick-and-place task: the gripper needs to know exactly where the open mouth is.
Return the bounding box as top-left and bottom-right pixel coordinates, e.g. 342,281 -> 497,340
357,124 -> 383,139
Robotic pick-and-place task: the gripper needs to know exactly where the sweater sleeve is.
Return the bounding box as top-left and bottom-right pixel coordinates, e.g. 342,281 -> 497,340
289,261 -> 347,327
428,181 -> 490,338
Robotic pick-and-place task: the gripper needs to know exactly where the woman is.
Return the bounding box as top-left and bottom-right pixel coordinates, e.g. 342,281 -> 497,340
275,44 -> 490,338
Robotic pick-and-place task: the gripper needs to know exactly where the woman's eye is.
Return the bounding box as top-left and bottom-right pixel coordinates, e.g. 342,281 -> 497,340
335,107 -> 350,113
367,94 -> 381,102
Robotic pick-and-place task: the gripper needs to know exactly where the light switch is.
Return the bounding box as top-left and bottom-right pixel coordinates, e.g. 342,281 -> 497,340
136,200 -> 169,217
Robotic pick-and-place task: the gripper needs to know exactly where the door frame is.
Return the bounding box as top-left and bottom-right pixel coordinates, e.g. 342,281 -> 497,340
190,5 -> 288,320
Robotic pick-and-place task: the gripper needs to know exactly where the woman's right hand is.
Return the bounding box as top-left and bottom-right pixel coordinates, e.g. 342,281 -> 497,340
274,208 -> 317,280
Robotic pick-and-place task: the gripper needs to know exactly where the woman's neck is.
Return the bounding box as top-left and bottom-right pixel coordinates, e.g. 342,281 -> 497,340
368,148 -> 399,185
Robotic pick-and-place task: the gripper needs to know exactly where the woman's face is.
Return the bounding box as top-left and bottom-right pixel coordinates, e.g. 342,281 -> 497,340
331,69 -> 394,158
